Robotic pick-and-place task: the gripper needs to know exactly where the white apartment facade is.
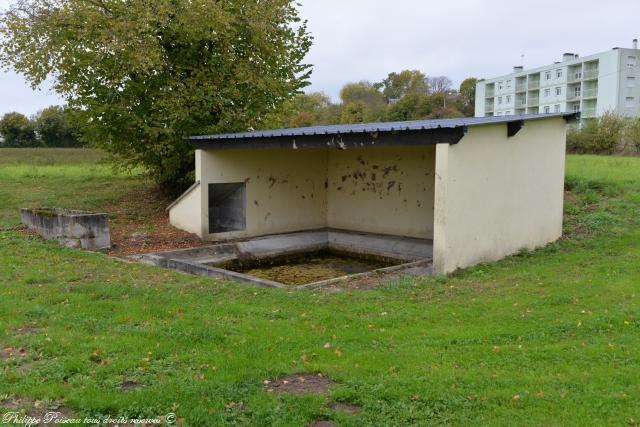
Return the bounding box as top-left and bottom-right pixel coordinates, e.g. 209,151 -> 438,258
475,40 -> 640,119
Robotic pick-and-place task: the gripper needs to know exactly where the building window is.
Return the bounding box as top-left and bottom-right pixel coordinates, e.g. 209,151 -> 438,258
506,79 -> 512,89
498,96 -> 503,104
506,95 -> 511,103
555,87 -> 562,96
544,106 -> 550,113
626,97 -> 635,108
208,182 -> 246,233
575,86 -> 581,96
498,81 -> 503,90
628,56 -> 637,67
545,71 -> 551,80
627,77 -> 636,87
554,104 -> 560,113
556,69 -> 563,78
544,88 -> 551,97
573,104 -> 580,113
505,111 -> 511,115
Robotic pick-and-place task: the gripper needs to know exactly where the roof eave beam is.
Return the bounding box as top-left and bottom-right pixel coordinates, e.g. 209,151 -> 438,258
189,127 -> 467,150
507,120 -> 525,137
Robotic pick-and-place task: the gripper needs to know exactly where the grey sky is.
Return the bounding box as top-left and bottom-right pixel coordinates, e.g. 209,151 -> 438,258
1,0 -> 639,116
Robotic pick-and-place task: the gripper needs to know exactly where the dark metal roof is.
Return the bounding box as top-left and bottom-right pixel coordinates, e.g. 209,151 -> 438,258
188,113 -> 575,141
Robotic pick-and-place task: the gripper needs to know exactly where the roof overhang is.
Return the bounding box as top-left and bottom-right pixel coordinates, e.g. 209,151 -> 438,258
187,113 -> 577,151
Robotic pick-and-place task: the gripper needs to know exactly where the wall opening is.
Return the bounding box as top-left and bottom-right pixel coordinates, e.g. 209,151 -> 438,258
209,182 -> 246,233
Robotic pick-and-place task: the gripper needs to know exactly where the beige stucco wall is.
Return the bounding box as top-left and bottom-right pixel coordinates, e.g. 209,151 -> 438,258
327,146 -> 436,239
197,148 -> 328,240
168,182 -> 202,235
433,117 -> 567,274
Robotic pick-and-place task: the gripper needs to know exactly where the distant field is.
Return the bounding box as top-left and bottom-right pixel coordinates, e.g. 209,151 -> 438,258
0,147 -> 107,166
0,148 -> 141,228
0,149 -> 639,426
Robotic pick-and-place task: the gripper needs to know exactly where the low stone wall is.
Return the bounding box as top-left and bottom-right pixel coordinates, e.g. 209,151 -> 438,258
20,208 -> 111,250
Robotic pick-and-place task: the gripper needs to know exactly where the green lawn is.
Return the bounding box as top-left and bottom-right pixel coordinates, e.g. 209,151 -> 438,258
0,150 -> 639,426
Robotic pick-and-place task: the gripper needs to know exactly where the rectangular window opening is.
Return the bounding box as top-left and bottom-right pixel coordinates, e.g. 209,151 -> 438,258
208,182 -> 246,233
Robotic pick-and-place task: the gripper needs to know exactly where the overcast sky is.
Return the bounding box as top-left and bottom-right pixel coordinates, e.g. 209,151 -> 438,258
1,0 -> 639,116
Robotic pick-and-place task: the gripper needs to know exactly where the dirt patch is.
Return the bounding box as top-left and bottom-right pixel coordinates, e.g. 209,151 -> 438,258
14,185 -> 206,258
118,380 -> 144,391
104,186 -> 206,257
330,402 -> 362,414
264,373 -> 334,395
14,361 -> 34,374
0,396 -> 73,426
13,324 -> 42,335
310,421 -> 334,427
0,347 -> 28,359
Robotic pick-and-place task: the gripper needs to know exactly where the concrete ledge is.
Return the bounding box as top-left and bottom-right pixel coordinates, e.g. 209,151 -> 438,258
137,229 -> 433,289
21,207 -> 111,250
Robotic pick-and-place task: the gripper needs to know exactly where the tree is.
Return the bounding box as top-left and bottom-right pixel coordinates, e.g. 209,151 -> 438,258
33,106 -> 82,147
0,0 -> 312,193
427,76 -> 453,94
287,92 -> 334,127
385,93 -> 433,121
340,101 -> 367,124
378,70 -> 428,101
0,112 -> 37,147
339,81 -> 386,122
458,77 -> 478,116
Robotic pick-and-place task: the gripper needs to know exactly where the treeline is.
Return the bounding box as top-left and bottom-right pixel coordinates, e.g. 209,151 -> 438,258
0,106 -> 84,148
274,70 -> 478,128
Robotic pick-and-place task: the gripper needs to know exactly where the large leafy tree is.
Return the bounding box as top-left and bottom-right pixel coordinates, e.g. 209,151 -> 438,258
0,0 -> 312,192
377,70 -> 428,101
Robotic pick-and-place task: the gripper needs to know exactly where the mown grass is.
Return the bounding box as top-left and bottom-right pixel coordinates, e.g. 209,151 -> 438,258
0,149 -> 639,426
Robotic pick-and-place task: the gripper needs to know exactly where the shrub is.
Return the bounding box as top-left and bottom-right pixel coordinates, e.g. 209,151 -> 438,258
567,112 -> 626,155
623,118 -> 640,152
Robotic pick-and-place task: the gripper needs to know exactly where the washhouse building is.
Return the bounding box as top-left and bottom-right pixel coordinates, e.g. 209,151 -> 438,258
168,113 -> 574,275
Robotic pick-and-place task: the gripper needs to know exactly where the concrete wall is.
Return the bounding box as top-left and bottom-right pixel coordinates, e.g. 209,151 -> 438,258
168,182 -> 202,235
433,117 -> 567,274
198,148 -> 328,240
171,145 -> 437,241
327,146 -> 436,239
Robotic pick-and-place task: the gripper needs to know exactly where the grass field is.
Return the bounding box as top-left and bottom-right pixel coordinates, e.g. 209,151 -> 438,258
0,149 -> 639,426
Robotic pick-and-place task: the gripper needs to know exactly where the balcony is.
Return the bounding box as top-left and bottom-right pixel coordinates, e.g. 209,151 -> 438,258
582,107 -> 597,118
516,83 -> 527,93
568,72 -> 582,83
516,99 -> 527,108
582,88 -> 598,98
485,91 -> 495,98
528,81 -> 540,90
528,97 -> 539,106
583,69 -> 598,80
485,104 -> 494,113
567,92 -> 581,101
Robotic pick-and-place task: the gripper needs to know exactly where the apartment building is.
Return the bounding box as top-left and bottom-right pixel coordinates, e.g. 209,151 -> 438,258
475,40 -> 640,119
